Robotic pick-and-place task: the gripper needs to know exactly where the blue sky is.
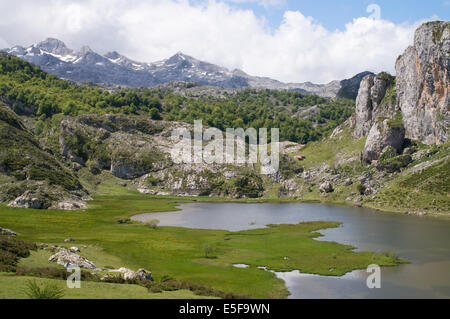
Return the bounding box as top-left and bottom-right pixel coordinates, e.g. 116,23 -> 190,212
225,0 -> 449,30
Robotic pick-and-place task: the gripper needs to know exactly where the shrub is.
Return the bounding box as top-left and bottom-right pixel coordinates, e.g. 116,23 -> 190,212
204,244 -> 214,258
160,275 -> 175,283
86,159 -> 101,175
149,107 -> 162,120
0,237 -> 37,272
377,155 -> 412,173
379,146 -> 397,161
357,184 -> 366,195
24,280 -> 65,299
146,219 -> 160,229
146,176 -> 160,187
117,218 -> 131,224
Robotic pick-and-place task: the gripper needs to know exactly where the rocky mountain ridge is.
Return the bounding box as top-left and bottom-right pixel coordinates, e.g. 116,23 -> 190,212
3,38 -> 371,98
352,21 -> 449,165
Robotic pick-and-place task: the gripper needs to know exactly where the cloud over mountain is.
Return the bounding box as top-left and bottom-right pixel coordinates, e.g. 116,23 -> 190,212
0,0 -> 428,83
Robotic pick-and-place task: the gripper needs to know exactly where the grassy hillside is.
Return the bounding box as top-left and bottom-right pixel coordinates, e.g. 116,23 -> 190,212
0,104 -> 85,208
291,127 -> 450,217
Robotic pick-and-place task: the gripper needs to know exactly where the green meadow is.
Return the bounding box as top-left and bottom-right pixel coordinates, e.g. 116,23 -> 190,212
0,183 -> 403,299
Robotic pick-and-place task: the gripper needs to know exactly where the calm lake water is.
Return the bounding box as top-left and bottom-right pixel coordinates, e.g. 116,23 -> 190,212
132,203 -> 450,299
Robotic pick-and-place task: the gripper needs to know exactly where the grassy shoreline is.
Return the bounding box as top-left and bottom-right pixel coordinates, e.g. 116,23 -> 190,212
0,191 -> 405,299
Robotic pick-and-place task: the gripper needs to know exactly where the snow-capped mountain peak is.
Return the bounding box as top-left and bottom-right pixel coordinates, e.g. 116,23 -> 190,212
2,38 -> 372,97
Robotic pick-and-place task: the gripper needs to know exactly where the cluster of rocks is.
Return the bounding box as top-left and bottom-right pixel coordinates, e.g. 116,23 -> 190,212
47,244 -> 153,282
49,247 -> 97,269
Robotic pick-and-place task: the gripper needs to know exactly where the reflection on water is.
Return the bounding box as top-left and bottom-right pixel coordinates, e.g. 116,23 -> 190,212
132,203 -> 450,299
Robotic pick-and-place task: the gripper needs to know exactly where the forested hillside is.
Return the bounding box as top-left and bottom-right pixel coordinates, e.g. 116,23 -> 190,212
0,52 -> 354,144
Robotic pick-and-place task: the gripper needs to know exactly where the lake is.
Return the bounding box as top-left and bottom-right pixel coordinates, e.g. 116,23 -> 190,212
132,203 -> 450,299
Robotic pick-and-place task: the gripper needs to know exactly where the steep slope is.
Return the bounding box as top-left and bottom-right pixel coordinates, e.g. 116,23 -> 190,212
4,38 -> 370,98
0,103 -> 88,209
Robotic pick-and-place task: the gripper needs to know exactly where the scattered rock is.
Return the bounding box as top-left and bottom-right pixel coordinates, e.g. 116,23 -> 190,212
70,247 -> 81,252
64,238 -> 75,242
344,178 -> 353,186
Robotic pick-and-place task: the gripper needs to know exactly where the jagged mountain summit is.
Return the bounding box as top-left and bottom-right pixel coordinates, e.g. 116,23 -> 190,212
3,38 -> 371,98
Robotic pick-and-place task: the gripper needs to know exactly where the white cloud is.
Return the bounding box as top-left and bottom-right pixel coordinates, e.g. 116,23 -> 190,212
0,0 -> 429,83
227,0 -> 286,9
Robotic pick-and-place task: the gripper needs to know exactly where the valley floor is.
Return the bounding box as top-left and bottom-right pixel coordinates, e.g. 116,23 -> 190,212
0,186 -> 403,299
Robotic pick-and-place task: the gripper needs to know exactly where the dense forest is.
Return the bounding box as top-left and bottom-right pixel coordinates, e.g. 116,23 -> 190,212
0,53 -> 354,144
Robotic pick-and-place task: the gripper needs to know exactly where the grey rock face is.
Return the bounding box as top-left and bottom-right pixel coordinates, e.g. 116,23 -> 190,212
354,75 -> 375,137
337,71 -> 375,100
363,119 -> 405,162
353,73 -> 395,138
4,38 -> 369,98
396,21 -> 449,145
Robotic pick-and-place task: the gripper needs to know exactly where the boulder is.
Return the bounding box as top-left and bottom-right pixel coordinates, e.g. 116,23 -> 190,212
319,181 -> 334,193
363,119 -> 405,162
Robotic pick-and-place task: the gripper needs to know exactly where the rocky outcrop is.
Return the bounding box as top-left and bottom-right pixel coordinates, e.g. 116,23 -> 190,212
353,73 -> 396,138
354,22 -> 449,160
0,104 -> 88,210
363,119 -> 406,162
396,21 -> 449,145
7,192 -> 48,209
108,267 -> 153,281
48,248 -> 97,269
0,227 -> 17,236
353,75 -> 375,137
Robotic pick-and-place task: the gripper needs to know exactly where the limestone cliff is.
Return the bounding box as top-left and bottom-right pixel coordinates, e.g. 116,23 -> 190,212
353,73 -> 397,138
395,21 -> 449,145
353,21 -> 449,162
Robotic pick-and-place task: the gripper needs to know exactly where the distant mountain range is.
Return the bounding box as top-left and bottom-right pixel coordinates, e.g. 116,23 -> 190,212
3,38 -> 372,98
